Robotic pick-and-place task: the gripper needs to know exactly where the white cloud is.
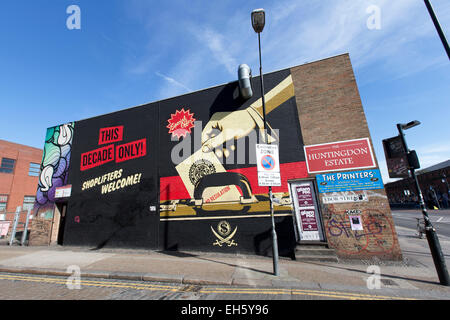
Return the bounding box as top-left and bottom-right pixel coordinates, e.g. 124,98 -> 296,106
123,0 -> 450,83
155,71 -> 192,93
121,0 -> 450,123
190,27 -> 239,76
419,144 -> 450,155
415,143 -> 450,170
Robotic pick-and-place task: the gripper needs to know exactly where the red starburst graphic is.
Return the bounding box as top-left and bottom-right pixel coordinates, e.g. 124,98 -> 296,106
166,108 -> 196,139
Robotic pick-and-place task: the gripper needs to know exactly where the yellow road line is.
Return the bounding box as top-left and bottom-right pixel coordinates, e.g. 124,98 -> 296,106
0,273 -> 176,289
199,289 -> 387,300
0,273 -> 416,300
0,275 -> 178,292
199,286 -> 415,300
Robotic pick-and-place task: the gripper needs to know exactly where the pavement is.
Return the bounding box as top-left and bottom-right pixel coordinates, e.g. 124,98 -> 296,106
0,221 -> 450,300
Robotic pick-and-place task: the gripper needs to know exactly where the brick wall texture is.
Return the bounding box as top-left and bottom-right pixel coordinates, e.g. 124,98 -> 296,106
0,140 -> 42,234
291,54 -> 402,260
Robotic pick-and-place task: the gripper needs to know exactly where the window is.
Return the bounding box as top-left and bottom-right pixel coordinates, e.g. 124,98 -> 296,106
0,195 -> 7,212
29,162 -> 41,177
0,158 -> 16,174
23,196 -> 35,211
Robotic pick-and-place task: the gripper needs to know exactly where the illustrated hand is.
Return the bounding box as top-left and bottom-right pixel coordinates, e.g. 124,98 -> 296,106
201,108 -> 278,158
200,74 -> 293,158
201,110 -> 256,158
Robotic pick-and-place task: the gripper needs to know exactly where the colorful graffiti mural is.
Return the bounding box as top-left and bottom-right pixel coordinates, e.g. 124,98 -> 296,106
32,123 -> 74,218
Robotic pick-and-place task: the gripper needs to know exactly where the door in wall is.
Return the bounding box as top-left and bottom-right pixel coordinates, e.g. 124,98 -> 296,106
289,180 -> 325,242
57,203 -> 67,245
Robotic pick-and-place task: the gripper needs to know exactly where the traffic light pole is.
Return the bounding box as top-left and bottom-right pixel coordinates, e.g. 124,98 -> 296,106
397,124 -> 450,286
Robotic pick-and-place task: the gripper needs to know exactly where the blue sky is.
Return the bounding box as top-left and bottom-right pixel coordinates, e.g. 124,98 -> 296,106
0,0 -> 449,183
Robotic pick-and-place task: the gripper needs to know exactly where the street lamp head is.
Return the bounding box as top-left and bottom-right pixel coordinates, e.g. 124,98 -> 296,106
398,120 -> 421,131
251,8 -> 265,33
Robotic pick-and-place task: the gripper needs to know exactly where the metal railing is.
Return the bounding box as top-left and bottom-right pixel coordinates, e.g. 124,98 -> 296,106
0,207 -> 32,246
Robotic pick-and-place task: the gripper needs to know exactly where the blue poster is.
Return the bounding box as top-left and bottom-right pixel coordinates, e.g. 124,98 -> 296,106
316,169 -> 384,193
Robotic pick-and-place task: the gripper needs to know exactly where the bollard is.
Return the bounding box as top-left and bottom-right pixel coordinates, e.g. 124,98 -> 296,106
9,207 -> 21,246
21,208 -> 32,246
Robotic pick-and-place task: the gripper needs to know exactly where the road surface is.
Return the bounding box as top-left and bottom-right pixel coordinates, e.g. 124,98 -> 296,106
391,209 -> 450,238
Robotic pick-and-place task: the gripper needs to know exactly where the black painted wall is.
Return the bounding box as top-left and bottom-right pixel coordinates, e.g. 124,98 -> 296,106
62,67 -> 305,257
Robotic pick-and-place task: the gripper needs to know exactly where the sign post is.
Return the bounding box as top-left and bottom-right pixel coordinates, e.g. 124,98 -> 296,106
256,143 -> 280,275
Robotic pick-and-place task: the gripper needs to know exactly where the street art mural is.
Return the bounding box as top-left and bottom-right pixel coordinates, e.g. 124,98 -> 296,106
32,123 -> 74,218
27,55 -> 402,261
158,69 -> 308,256
58,68 -> 308,255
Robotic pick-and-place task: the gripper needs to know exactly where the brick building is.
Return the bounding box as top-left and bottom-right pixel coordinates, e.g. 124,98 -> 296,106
0,139 -> 43,234
28,53 -> 403,261
385,160 -> 450,209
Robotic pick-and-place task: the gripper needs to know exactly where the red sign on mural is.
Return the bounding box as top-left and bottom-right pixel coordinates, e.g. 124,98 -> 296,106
81,144 -> 115,171
98,126 -> 124,145
80,124 -> 147,171
304,138 -> 376,174
167,108 -> 196,139
116,139 -> 147,163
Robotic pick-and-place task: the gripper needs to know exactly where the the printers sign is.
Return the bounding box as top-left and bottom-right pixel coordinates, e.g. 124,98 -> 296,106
316,169 -> 384,193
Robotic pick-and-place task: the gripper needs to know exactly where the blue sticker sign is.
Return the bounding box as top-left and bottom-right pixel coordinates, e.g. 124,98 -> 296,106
261,155 -> 275,170
316,169 -> 384,193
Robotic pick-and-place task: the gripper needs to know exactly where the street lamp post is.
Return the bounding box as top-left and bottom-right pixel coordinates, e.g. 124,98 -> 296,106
252,8 -> 279,276
424,0 -> 450,60
397,121 -> 450,286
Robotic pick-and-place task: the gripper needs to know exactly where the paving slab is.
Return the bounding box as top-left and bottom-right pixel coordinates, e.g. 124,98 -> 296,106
0,250 -> 114,269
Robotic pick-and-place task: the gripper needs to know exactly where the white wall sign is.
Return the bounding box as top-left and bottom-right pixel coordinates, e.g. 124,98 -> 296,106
321,191 -> 368,204
55,185 -> 72,199
256,144 -> 281,187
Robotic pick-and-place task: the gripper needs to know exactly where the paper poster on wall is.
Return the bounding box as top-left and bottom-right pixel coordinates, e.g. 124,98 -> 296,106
0,221 -> 10,237
349,215 -> 363,231
299,209 -> 319,232
293,183 -> 319,234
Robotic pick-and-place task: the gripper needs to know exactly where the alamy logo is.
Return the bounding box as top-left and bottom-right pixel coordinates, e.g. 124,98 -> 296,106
366,5 -> 381,30
66,5 -> 81,30
366,265 -> 381,289
66,265 -> 81,290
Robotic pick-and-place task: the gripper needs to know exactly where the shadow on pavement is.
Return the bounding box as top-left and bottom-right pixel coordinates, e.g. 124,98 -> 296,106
305,261 -> 440,286
157,249 -> 274,276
